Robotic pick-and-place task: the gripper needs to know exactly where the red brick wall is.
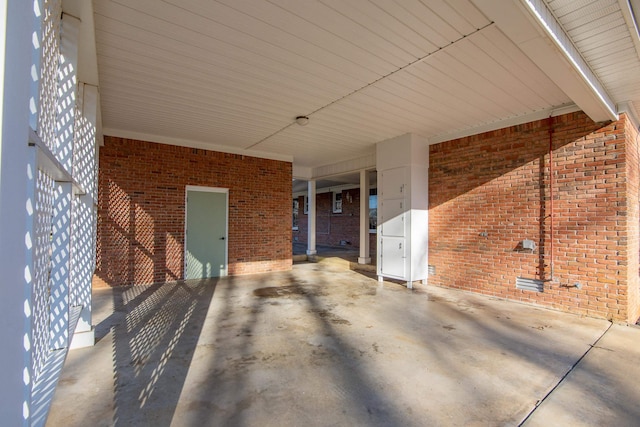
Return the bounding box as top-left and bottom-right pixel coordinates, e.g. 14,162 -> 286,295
294,190 -> 377,253
94,136 -> 292,287
429,112 -> 636,322
624,116 -> 640,323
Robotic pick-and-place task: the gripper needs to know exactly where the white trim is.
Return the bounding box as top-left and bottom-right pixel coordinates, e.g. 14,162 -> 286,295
184,186 -> 229,278
369,187 -> 378,233
293,183 -> 364,198
292,198 -> 299,231
306,181 -> 316,255
332,191 -> 343,213
620,0 -> 640,59
185,185 -> 228,194
104,128 -> 293,163
471,0 -> 618,123
619,101 -> 640,131
521,0 -> 617,121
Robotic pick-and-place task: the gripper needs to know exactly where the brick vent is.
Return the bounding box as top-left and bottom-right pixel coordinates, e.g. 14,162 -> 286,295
429,112 -> 638,322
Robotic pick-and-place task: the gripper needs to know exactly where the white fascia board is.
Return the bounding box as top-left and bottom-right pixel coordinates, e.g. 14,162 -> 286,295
619,0 -> 640,59
472,0 -> 618,123
102,128 -> 293,163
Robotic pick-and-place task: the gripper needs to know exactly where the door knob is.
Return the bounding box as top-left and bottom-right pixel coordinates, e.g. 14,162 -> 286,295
220,237 -> 225,240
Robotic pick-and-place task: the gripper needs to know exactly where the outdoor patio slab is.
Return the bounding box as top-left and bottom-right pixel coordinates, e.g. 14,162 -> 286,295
523,322 -> 640,426
47,263 -> 631,426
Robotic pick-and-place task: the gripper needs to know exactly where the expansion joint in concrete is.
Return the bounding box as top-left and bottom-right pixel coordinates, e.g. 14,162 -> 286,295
517,321 -> 613,426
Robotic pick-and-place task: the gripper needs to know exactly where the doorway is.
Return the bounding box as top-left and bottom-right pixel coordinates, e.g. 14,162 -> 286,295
185,186 -> 228,279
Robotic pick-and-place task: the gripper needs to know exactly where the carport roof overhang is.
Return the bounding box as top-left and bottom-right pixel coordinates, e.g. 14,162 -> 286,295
91,0 -> 640,180
476,0 -> 617,123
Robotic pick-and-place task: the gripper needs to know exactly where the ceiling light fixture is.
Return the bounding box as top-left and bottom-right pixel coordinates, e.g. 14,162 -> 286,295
295,116 -> 309,126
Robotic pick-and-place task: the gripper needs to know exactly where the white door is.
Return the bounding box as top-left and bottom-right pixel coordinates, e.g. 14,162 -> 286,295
379,167 -> 408,279
380,236 -> 406,279
185,187 -> 228,279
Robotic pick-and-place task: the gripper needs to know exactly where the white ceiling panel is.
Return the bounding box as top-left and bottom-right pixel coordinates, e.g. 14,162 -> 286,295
94,0 -> 640,171
547,0 -> 640,115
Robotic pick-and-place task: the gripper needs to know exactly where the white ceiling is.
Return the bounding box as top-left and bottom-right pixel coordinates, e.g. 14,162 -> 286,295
92,0 -> 640,176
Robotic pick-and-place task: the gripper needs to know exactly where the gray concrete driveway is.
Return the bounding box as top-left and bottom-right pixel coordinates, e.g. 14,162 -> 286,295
47,263 -> 640,426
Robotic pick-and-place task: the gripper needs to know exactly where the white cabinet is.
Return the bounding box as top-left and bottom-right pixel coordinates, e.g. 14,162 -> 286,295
380,236 -> 406,278
376,134 -> 429,287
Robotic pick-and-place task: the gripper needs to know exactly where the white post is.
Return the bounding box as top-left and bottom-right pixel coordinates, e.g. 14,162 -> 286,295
49,182 -> 72,350
56,13 -> 80,174
359,170 -> 371,264
69,84 -> 98,349
69,193 -> 96,349
0,0 -> 36,423
306,180 -> 317,256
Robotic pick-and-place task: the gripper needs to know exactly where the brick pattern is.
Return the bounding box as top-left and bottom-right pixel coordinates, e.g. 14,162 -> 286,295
294,190 -> 377,253
94,137 -> 292,287
429,112 -> 635,321
624,116 -> 640,323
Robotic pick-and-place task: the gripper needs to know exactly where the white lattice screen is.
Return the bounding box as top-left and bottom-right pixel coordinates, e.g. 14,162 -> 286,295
36,0 -> 61,154
24,0 -> 99,423
31,169 -> 55,382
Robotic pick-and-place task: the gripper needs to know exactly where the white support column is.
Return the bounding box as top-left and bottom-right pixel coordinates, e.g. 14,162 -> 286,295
56,13 -> 80,174
0,1 -> 37,423
306,180 -> 317,256
69,193 -> 96,349
358,169 -> 371,264
69,84 -> 99,349
49,182 -> 72,350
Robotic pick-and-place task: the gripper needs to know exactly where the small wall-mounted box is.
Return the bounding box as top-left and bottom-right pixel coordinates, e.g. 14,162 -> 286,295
522,239 -> 536,250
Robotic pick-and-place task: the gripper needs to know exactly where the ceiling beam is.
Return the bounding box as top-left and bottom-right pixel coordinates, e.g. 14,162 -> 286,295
472,0 -> 618,123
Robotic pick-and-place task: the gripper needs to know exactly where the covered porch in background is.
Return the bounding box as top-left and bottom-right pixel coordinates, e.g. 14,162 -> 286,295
293,169 -> 377,265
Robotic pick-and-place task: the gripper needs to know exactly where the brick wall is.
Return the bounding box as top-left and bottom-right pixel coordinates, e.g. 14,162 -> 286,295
624,116 -> 640,323
94,136 -> 292,287
294,190 -> 377,252
429,112 -> 638,322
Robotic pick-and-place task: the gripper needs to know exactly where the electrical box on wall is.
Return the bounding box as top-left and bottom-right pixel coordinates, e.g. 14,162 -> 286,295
376,133 -> 429,288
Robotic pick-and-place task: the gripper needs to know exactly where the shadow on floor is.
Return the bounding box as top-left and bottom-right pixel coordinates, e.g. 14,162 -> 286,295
106,279 -> 218,426
49,265 -> 636,426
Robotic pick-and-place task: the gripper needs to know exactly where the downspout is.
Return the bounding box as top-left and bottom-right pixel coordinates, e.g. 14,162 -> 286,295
548,116 -> 555,280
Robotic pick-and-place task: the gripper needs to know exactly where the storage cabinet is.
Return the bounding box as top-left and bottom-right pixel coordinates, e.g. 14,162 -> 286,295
376,134 -> 429,287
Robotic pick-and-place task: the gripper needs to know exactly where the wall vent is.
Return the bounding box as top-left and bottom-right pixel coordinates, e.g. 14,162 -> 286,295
516,277 -> 544,292
428,265 -> 436,276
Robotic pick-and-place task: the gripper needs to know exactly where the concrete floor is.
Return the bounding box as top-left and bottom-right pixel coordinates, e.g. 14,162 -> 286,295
47,263 -> 640,426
